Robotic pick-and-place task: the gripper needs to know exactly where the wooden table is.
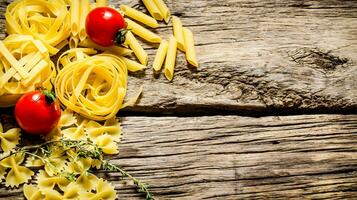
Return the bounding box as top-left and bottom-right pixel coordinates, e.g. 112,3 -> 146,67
0,0 -> 357,199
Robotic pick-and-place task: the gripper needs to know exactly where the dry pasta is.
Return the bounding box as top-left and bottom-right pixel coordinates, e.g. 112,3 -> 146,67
120,56 -> 147,72
5,0 -> 71,55
80,39 -> 133,56
172,16 -> 185,51
126,18 -> 162,43
164,35 -> 177,81
120,5 -> 159,28
0,123 -> 20,152
79,0 -> 90,41
142,0 -> 163,21
153,40 -> 168,71
153,0 -> 171,23
125,31 -> 148,65
0,35 -> 55,107
183,27 -> 199,67
55,52 -> 127,121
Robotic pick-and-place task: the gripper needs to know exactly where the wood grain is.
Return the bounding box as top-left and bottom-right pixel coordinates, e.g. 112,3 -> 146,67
1,0 -> 357,115
0,114 -> 356,199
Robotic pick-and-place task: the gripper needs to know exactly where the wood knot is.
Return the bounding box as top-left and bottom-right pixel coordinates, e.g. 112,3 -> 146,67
289,48 -> 349,71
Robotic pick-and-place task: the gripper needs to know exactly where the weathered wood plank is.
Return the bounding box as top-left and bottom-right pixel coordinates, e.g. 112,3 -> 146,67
0,114 -> 356,199
0,0 -> 356,114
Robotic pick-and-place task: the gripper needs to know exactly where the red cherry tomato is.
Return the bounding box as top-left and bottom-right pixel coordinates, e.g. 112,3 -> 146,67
86,7 -> 127,47
15,91 -> 61,135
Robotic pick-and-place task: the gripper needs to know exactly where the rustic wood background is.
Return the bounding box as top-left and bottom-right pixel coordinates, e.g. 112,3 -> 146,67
0,0 -> 357,199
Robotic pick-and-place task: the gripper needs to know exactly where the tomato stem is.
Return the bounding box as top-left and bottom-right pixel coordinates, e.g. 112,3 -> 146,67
115,28 -> 128,45
43,90 -> 56,104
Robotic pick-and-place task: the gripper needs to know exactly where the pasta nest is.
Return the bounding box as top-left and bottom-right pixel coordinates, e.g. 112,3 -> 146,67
55,53 -> 128,121
0,35 -> 56,107
5,0 -> 71,55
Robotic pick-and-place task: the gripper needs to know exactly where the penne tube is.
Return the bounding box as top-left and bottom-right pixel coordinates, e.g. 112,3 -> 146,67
183,28 -> 199,67
120,56 -> 147,72
96,0 -> 107,7
172,16 -> 185,51
153,40 -> 168,71
153,0 -> 171,23
80,39 -> 133,56
69,36 -> 79,49
164,35 -> 177,81
120,5 -> 159,28
70,0 -> 80,36
79,0 -> 90,41
142,0 -> 163,21
125,31 -> 148,65
126,18 -> 162,43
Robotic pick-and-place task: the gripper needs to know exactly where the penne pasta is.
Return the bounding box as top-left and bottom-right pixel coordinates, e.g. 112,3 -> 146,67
125,31 -> 148,65
164,35 -> 177,81
142,0 -> 163,21
70,0 -> 80,36
79,0 -> 90,41
69,36 -> 79,49
120,56 -> 147,72
96,0 -> 107,7
153,0 -> 171,23
172,16 -> 185,51
126,18 -> 162,43
120,5 -> 159,28
183,28 -> 199,67
153,40 -> 168,71
80,39 -> 133,56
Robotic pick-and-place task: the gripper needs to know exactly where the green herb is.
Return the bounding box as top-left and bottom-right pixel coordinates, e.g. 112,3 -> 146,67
0,139 -> 155,200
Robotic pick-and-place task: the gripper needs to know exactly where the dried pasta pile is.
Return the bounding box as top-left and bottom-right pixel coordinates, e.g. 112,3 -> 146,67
0,0 -> 198,199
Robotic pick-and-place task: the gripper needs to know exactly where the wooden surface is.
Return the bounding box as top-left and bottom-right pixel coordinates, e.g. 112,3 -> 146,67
1,0 -> 357,199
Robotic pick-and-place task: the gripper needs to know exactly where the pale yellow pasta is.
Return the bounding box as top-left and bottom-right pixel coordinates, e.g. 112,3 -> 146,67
125,31 -> 148,65
0,123 -> 20,152
0,153 -> 34,188
153,40 -> 168,71
94,134 -> 119,155
126,18 -> 162,43
120,56 -> 147,72
56,53 -> 127,121
96,0 -> 107,7
120,5 -> 159,28
142,0 -> 163,20
79,0 -> 90,41
36,170 -> 70,191
85,119 -> 121,142
0,35 -> 55,107
153,0 -> 171,23
80,178 -> 117,200
42,182 -> 80,200
183,27 -> 199,67
80,39 -> 133,56
164,35 -> 177,81
172,16 -> 185,51
70,0 -> 80,36
23,185 -> 44,200
5,0 -> 71,55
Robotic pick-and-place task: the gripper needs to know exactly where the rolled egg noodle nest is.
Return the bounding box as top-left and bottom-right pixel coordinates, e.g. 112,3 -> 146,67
5,0 -> 71,55
55,53 -> 128,121
0,35 -> 55,107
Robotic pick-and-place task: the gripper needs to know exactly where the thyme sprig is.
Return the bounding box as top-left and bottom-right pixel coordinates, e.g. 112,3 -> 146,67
0,139 -> 155,200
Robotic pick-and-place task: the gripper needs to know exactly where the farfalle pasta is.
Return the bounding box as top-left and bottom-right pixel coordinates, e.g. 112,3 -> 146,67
23,184 -> 44,200
80,178 -> 117,200
36,170 -> 70,191
0,153 -> 34,187
0,123 -> 20,152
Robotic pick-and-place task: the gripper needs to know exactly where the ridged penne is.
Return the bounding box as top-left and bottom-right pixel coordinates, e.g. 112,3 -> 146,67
142,0 -> 163,20
126,18 -> 162,43
183,28 -> 199,67
120,56 -> 147,72
153,40 -> 168,71
125,31 -> 148,65
164,35 -> 177,81
153,0 -> 171,23
172,16 -> 185,51
120,5 -> 159,28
